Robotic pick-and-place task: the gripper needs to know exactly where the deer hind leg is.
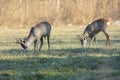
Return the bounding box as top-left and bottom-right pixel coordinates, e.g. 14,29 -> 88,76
105,33 -> 110,46
47,36 -> 50,52
102,30 -> 110,46
39,37 -> 43,52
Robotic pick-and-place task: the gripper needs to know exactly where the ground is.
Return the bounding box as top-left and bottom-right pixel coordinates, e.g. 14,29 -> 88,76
0,25 -> 120,80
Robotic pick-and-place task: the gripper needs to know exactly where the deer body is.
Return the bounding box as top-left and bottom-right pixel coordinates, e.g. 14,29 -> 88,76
17,21 -> 51,52
79,19 -> 110,47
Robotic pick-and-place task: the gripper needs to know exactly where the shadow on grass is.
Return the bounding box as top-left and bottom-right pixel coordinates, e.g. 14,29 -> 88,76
0,39 -> 120,80
94,40 -> 120,45
1,47 -> 120,58
94,39 -> 120,42
0,55 -> 120,80
1,42 -> 120,57
50,47 -> 120,57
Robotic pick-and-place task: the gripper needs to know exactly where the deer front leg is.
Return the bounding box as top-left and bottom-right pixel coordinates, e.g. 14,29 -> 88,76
89,33 -> 95,46
90,37 -> 93,46
39,37 -> 43,52
93,36 -> 97,44
34,40 -> 37,52
35,39 -> 40,52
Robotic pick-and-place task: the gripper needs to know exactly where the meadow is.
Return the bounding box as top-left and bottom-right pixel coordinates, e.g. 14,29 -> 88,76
0,25 -> 120,80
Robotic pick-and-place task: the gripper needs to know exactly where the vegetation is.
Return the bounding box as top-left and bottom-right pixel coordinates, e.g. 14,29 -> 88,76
0,24 -> 120,80
0,0 -> 120,80
0,0 -> 120,27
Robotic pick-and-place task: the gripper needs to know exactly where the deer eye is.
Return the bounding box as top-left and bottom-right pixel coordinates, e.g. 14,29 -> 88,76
23,40 -> 25,43
83,38 -> 86,40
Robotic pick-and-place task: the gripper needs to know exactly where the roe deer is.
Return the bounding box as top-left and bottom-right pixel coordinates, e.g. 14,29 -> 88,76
16,21 -> 51,52
78,19 -> 110,47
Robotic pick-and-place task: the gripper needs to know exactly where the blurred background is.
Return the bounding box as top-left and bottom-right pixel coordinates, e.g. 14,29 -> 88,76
0,0 -> 120,28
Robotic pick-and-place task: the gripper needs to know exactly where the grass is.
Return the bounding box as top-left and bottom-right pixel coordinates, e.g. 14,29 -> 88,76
0,25 -> 120,80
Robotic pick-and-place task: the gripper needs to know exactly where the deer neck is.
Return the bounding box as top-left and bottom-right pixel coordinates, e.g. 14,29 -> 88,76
83,29 -> 88,38
25,35 -> 35,48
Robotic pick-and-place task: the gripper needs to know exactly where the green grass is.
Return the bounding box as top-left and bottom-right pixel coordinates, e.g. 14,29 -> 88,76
0,25 -> 120,80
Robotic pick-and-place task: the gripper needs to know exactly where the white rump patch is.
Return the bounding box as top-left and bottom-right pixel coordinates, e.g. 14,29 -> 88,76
107,21 -> 110,25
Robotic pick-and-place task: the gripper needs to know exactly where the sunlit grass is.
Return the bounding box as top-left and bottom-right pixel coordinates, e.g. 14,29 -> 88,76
0,25 -> 120,80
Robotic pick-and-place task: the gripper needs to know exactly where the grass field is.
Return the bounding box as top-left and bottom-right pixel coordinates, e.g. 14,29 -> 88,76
0,25 -> 120,80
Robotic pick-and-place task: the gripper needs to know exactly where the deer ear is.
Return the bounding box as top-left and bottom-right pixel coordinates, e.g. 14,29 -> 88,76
23,40 -> 25,43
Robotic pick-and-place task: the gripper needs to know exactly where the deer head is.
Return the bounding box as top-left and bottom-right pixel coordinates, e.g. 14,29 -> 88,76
77,35 -> 87,47
16,38 -> 28,52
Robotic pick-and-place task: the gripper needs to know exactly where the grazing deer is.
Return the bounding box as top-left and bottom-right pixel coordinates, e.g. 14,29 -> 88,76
78,19 -> 110,47
16,21 -> 51,52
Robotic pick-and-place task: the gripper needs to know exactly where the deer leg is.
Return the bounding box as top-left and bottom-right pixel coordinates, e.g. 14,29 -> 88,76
89,33 -> 95,46
39,37 -> 43,52
47,36 -> 50,52
90,37 -> 94,46
36,39 -> 40,52
105,33 -> 110,46
102,30 -> 110,46
34,40 -> 37,52
93,36 -> 97,44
